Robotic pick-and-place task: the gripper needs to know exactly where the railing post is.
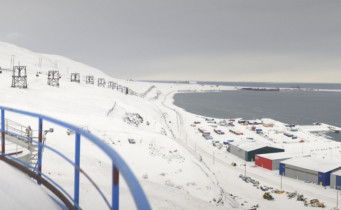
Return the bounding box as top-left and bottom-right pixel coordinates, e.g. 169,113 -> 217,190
1,109 -> 5,155
37,117 -> 43,184
112,163 -> 119,210
74,132 -> 81,208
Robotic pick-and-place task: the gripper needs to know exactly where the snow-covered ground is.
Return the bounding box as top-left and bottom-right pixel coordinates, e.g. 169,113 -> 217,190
0,161 -> 60,209
0,41 -> 340,209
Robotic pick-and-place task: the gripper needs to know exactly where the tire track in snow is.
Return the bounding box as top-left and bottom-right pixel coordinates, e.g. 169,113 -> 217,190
160,91 -> 240,208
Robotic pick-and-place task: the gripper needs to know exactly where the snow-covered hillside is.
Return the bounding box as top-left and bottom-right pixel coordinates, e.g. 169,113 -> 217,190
1,42 -> 340,210
0,42 -> 228,209
0,42 -> 107,77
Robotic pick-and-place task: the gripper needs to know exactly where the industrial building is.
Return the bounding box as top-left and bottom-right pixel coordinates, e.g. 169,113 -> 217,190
279,157 -> 341,186
330,170 -> 341,190
227,141 -> 284,161
255,152 -> 310,170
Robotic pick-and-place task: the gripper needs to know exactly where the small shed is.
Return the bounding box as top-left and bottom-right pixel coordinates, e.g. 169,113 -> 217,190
255,153 -> 310,170
227,141 -> 284,161
330,170 -> 341,190
279,157 -> 341,186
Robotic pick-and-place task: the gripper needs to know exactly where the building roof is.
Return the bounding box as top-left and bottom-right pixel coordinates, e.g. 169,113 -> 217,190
281,157 -> 341,173
256,152 -> 310,161
231,141 -> 283,152
332,169 -> 341,176
239,143 -> 267,152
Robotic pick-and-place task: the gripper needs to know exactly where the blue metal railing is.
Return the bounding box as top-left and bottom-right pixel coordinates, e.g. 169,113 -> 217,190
0,106 -> 151,210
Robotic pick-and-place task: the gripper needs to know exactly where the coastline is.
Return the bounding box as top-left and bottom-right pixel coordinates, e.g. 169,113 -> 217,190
158,84 -> 341,209
172,88 -> 341,130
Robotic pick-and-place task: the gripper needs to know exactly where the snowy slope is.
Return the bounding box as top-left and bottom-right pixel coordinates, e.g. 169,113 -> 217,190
2,41 -> 339,210
0,42 -> 229,209
0,161 -> 60,210
0,41 -> 107,77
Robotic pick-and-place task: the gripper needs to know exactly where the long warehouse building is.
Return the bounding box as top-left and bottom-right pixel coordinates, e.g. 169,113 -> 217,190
255,152 -> 310,170
279,157 -> 341,186
228,141 -> 284,161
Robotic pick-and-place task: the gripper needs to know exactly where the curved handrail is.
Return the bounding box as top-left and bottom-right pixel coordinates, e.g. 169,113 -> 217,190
4,130 -> 111,209
0,106 -> 151,210
2,153 -> 79,209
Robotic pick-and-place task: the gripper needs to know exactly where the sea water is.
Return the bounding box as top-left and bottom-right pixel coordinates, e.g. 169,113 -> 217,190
174,89 -> 341,141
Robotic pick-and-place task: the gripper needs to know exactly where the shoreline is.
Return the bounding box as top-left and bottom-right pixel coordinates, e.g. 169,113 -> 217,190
172,88 -> 341,132
159,85 -> 341,209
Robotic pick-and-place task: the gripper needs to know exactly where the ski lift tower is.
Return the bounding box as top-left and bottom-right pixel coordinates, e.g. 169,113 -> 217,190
123,86 -> 129,94
11,66 -> 28,88
98,78 -> 106,87
108,81 -> 116,89
86,75 -> 94,84
47,70 -> 60,87
70,73 -> 80,83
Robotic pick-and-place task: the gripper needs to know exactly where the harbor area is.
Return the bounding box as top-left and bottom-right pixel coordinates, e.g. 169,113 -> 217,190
184,115 -> 341,209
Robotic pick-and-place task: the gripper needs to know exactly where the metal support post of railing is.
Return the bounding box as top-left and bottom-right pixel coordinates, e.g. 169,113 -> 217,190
1,109 -> 4,155
74,132 -> 81,208
112,163 -> 119,210
37,117 -> 43,184
5,119 -> 7,131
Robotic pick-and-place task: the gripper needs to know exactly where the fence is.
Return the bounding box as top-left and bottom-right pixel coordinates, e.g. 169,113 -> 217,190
0,106 -> 151,210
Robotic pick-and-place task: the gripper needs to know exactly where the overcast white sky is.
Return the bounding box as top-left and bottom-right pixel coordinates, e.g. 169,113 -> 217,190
1,0 -> 341,82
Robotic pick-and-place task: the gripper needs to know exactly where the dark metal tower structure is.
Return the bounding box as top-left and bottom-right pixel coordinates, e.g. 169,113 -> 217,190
11,66 -> 27,88
98,78 -> 106,87
108,81 -> 116,89
70,73 -> 80,83
86,75 -> 94,84
123,86 -> 129,94
47,70 -> 60,87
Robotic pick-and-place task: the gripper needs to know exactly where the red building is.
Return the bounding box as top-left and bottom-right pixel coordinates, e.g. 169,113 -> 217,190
255,155 -> 273,170
255,153 -> 310,170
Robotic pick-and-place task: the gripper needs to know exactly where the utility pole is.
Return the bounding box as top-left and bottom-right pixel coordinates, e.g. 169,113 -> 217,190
11,55 -> 15,67
213,151 -> 215,165
280,174 -> 283,191
337,189 -> 339,209
244,162 -> 246,176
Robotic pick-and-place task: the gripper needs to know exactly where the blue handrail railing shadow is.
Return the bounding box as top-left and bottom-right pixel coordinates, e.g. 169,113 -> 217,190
0,106 -> 151,210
